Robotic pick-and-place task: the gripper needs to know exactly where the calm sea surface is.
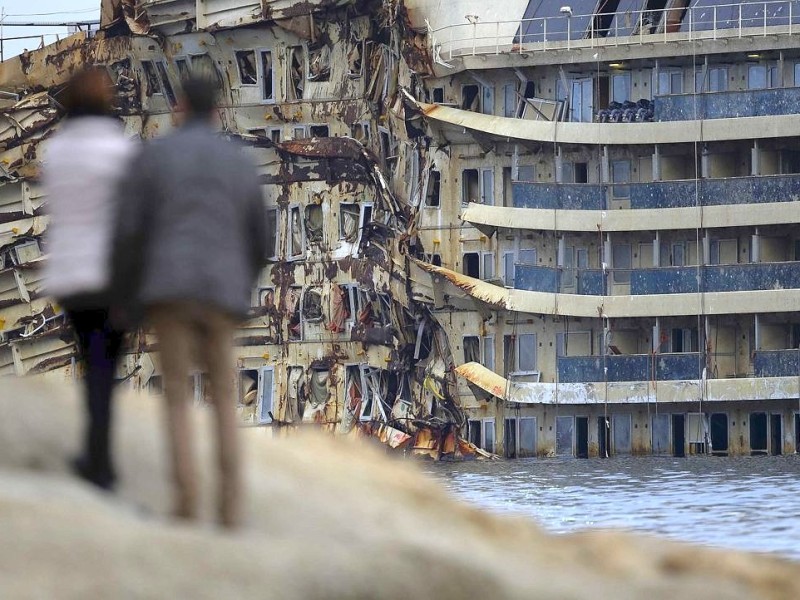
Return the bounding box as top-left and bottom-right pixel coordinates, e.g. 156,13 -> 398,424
426,456 -> 800,560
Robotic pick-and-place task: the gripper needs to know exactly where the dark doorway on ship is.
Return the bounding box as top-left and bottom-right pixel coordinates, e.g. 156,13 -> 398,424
504,418 -> 517,458
795,414 -> 800,453
672,414 -> 686,457
750,412 -> 768,455
597,416 -> 610,458
709,413 -> 729,456
576,417 -> 589,458
770,414 -> 783,456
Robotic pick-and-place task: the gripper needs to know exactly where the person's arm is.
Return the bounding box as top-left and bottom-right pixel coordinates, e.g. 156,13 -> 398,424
109,146 -> 151,323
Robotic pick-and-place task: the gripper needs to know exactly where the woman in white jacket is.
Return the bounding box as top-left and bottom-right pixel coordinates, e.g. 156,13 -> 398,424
44,68 -> 136,490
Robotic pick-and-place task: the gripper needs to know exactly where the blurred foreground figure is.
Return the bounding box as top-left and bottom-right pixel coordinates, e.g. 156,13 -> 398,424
112,77 -> 267,527
44,68 -> 135,490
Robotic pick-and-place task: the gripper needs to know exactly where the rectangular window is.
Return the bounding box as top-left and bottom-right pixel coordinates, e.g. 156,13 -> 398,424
235,50 -> 257,85
747,64 -> 778,90
432,87 -> 444,103
287,205 -> 304,259
519,248 -> 536,265
462,169 -> 479,204
425,170 -> 441,207
463,252 -> 480,278
481,168 -> 494,205
518,333 -> 537,373
794,62 -> 800,87
654,70 -> 683,95
270,128 -> 281,143
611,160 -> 630,199
611,72 -> 631,103
351,122 -> 371,144
265,208 -> 278,260
612,244 -> 632,283
463,335 -> 480,363
482,336 -> 495,372
141,60 -> 161,97
339,204 -> 360,242
696,66 -> 728,92
503,251 -> 516,286
517,165 -> 535,182
286,45 -> 304,101
482,252 -> 494,280
175,57 -> 191,81
261,50 -> 274,101
292,126 -> 306,139
257,366 -> 275,424
503,82 -> 517,117
672,242 -> 685,267
468,419 -> 481,447
461,84 -> 480,111
155,62 -> 176,106
309,124 -> 329,137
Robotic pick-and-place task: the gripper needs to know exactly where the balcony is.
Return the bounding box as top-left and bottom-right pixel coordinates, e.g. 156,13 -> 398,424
754,349 -> 800,377
512,174 -> 800,211
656,87 -> 800,122
514,262 -> 800,296
557,353 -> 702,383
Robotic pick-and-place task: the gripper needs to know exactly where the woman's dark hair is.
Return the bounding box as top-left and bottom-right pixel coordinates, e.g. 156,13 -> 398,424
61,67 -> 115,117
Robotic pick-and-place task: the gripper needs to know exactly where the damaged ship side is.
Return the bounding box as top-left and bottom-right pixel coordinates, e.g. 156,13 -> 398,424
0,0 -> 488,459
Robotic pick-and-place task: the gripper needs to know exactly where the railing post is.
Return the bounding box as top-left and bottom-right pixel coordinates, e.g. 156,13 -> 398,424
472,21 -> 476,56
713,5 -> 717,40
764,1 -> 768,35
567,17 -> 571,50
639,10 -> 643,44
739,4 -> 742,37
519,21 -> 524,54
544,18 -> 547,51
791,1 -> 793,35
449,26 -> 453,61
496,20 -> 500,54
615,11 -> 619,45
689,7 -> 693,41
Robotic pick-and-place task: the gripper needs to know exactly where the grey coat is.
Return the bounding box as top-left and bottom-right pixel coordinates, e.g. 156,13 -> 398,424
112,121 -> 268,321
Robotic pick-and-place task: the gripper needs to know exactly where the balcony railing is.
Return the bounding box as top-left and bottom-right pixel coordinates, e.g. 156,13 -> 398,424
753,349 -> 800,377
514,262 -> 800,295
557,353 -> 702,383
656,86 -> 800,121
430,1 -> 800,61
512,174 -> 800,211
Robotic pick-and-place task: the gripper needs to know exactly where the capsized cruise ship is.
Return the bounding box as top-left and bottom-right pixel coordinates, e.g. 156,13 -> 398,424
2,0 -> 800,459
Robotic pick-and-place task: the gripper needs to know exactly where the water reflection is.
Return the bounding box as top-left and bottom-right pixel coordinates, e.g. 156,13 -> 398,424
426,456 -> 800,559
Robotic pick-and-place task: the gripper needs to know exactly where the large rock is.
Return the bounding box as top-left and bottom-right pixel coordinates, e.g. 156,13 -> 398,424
0,377 -> 797,599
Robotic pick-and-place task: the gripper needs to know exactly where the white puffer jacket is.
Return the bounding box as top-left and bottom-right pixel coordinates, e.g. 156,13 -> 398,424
43,117 -> 136,301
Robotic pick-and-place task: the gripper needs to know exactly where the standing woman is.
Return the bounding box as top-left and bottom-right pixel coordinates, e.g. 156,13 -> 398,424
44,67 -> 136,490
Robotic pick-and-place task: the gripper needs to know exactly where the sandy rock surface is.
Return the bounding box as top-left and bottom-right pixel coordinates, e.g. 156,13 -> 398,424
0,377 -> 797,599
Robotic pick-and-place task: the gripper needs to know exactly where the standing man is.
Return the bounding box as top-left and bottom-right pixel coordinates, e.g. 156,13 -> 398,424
112,76 -> 268,528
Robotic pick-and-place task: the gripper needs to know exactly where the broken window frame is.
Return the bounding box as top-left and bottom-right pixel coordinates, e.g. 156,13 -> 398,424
259,48 -> 275,103
257,366 -> 275,424
174,56 -> 191,82
347,38 -> 365,79
461,168 -> 494,205
511,333 -> 538,378
255,286 -> 275,309
140,60 -> 163,98
292,126 -> 307,140
425,169 -> 441,208
308,124 -> 329,138
285,45 -> 305,101
287,204 -> 305,261
235,49 -> 258,87
307,45 -> 331,83
304,203 -> 323,245
301,287 -> 323,323
287,286 -> 303,342
359,365 -> 387,423
339,203 -> 361,243
351,122 -> 371,144
482,419 -> 496,453
265,207 -> 278,261
461,83 -> 481,112
269,128 -> 282,143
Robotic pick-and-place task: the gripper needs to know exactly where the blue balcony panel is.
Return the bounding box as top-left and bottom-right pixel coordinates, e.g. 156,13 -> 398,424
632,263 -> 800,295
655,87 -> 800,121
514,265 -> 559,293
754,350 -> 800,378
578,269 -> 604,295
514,183 -> 605,210
558,353 -> 701,383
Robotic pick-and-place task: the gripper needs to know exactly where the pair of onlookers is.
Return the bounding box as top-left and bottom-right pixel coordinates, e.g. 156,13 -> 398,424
44,68 -> 268,528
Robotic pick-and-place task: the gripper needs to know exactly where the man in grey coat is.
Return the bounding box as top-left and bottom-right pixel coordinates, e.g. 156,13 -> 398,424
112,76 -> 268,528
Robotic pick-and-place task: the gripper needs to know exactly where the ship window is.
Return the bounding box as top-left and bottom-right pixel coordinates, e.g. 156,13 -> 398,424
462,169 -> 479,204
175,57 -> 191,81
304,204 -> 323,244
517,165 -> 535,182
611,160 -> 630,199
235,50 -> 257,85
141,60 -> 161,97
653,69 -> 683,95
308,45 -> 331,82
432,87 -> 444,103
269,128 -> 281,143
155,62 -> 176,106
286,45 -> 304,100
261,50 -> 274,101
483,336 -> 495,371
748,64 -> 779,90
257,366 -> 275,424
463,336 -> 480,363
463,252 -> 480,278
517,334 -> 537,373
503,251 -> 516,286
425,170 -> 441,207
265,208 -> 278,260
339,204 -> 360,242
309,124 -> 329,137
503,82 -> 517,117
611,72 -> 631,103
468,420 -> 481,447
287,205 -> 304,259
351,122 -> 370,143
482,252 -> 494,280
461,84 -> 480,111
612,244 -> 632,283
483,420 -> 495,453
